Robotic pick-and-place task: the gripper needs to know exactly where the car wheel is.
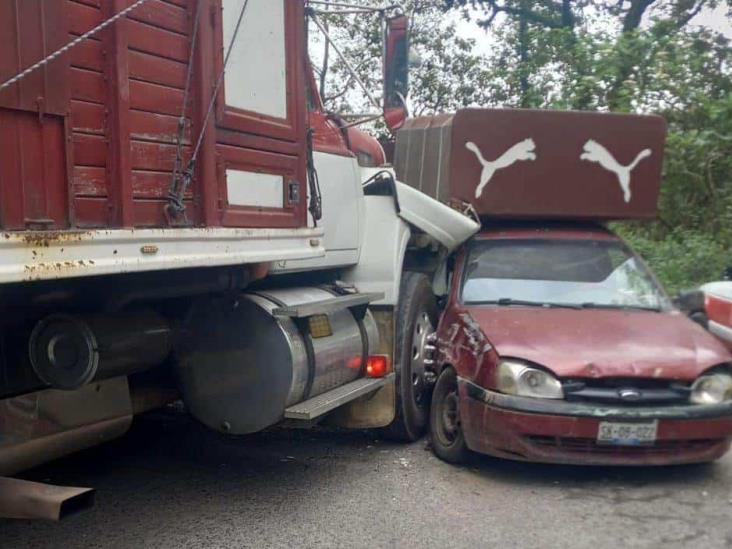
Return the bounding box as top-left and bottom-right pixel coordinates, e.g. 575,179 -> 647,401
382,272 -> 437,441
430,367 -> 470,464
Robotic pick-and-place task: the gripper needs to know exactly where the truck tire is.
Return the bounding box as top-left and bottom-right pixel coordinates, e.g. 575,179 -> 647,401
382,272 -> 437,441
430,367 -> 470,464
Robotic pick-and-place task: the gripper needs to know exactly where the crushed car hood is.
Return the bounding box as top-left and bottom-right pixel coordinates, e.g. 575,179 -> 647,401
465,307 -> 732,380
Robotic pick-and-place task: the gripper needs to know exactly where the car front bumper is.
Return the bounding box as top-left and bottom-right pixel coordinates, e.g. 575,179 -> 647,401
458,378 -> 732,466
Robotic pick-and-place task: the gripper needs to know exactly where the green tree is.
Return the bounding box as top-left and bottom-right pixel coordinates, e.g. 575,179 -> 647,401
309,0 -> 495,118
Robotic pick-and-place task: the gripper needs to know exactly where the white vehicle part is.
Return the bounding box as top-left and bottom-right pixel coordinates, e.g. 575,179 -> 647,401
225,169 -> 284,208
702,281 -> 732,344
702,281 -> 732,301
361,167 -> 479,252
271,152 -> 363,273
709,320 -> 732,345
394,181 -> 480,253
342,195 -> 411,306
0,227 -> 324,283
222,0 -> 288,119
343,170 -> 478,306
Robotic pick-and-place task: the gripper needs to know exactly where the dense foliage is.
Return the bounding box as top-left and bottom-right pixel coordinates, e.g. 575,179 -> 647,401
311,0 -> 732,293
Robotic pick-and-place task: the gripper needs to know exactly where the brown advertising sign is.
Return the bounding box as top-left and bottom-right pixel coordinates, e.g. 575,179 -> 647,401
394,109 -> 667,220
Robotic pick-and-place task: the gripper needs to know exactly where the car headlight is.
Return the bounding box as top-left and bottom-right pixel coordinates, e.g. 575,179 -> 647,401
690,373 -> 732,404
496,360 -> 564,399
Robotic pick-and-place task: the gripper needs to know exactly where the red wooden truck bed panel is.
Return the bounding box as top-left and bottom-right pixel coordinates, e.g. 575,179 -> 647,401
0,0 -> 307,232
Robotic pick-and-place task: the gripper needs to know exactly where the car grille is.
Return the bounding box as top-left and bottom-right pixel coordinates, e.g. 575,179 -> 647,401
526,435 -> 723,455
561,377 -> 691,406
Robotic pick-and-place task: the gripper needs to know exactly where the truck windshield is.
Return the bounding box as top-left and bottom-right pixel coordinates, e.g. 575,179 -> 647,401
461,238 -> 670,311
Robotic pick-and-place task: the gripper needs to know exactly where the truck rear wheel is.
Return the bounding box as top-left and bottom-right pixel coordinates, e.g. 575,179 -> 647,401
382,272 -> 437,441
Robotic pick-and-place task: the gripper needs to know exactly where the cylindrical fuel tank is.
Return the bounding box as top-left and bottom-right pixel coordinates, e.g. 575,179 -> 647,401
28,311 -> 171,391
175,287 -> 379,434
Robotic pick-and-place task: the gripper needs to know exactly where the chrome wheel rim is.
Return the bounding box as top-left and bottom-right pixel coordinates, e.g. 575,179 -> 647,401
410,311 -> 435,407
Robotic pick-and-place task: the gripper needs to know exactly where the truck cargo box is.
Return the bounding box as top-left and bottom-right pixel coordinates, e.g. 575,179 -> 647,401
394,109 -> 667,221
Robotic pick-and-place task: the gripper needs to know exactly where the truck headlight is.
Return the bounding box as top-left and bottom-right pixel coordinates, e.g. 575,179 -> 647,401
690,373 -> 732,404
496,360 -> 564,399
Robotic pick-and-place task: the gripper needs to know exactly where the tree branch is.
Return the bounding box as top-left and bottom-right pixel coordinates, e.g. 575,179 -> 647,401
319,0 -> 331,98
672,0 -> 707,29
478,0 -> 574,29
621,0 -> 656,32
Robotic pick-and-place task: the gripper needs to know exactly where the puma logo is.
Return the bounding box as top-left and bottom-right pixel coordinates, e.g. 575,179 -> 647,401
466,139 -> 536,199
580,139 -> 652,203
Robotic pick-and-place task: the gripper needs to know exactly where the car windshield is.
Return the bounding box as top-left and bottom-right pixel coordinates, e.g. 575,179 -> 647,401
461,237 -> 670,311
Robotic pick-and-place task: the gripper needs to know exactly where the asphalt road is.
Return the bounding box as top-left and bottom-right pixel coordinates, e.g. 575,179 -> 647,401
3,409 -> 732,549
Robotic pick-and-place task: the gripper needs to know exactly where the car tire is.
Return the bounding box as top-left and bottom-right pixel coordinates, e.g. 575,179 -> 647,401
381,272 -> 437,442
430,367 -> 470,464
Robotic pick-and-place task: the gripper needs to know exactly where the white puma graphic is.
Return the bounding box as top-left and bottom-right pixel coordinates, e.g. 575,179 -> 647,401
580,139 -> 652,203
466,139 -> 537,199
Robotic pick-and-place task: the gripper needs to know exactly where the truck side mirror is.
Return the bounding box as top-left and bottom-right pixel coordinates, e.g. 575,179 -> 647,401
383,15 -> 409,132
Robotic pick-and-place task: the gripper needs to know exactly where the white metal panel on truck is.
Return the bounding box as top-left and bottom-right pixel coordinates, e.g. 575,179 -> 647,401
223,0 -> 288,119
271,152 -> 363,272
394,181 -> 479,253
343,171 -> 479,305
342,196 -> 411,305
225,170 -> 285,208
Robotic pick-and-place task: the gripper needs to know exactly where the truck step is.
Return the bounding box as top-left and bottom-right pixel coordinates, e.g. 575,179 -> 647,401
284,375 -> 391,421
272,292 -> 384,319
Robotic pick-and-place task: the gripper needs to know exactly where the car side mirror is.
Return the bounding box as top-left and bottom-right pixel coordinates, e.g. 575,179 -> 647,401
689,311 -> 709,329
383,15 -> 409,132
673,289 -> 705,315
673,291 -> 709,328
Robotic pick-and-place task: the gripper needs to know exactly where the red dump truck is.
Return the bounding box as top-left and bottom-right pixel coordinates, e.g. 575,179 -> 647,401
396,109 -> 732,466
0,0 -> 480,519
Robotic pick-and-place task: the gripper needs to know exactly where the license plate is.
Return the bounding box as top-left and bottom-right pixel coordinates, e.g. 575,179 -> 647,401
597,421 -> 658,446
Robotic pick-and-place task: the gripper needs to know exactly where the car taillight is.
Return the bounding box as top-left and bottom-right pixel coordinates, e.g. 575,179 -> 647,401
366,355 -> 390,378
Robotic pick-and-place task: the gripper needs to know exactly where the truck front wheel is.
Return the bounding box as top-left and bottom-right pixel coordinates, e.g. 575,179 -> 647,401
383,272 -> 437,441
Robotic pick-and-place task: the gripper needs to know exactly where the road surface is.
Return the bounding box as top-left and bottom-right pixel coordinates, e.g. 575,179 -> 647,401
3,408 -> 732,548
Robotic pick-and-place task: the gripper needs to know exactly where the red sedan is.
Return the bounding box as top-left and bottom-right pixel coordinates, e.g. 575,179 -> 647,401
429,224 -> 732,465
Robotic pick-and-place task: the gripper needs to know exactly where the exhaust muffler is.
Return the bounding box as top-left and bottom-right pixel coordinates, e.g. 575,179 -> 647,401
0,477 -> 94,520
29,310 -> 171,391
